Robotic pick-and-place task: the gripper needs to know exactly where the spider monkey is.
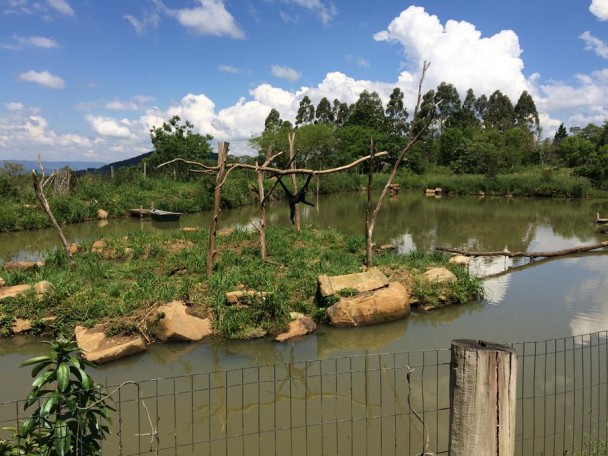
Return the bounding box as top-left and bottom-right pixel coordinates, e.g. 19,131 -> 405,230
276,173 -> 315,224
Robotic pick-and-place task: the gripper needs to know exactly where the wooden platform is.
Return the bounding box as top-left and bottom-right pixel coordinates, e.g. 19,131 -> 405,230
151,209 -> 181,222
594,212 -> 608,224
130,208 -> 152,218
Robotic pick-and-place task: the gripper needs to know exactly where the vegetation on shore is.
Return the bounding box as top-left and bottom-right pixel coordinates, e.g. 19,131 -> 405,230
0,226 -> 483,340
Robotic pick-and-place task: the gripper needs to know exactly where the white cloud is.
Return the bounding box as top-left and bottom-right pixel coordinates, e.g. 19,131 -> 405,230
590,0 -> 608,20
580,31 -> 608,58
292,0 -> 336,25
124,12 -> 160,35
3,35 -> 59,50
218,64 -> 241,74
374,6 -> 530,103
47,0 -> 73,16
86,115 -> 133,138
271,65 -> 301,82
163,0 -> 244,39
17,70 -> 65,89
5,102 -> 24,111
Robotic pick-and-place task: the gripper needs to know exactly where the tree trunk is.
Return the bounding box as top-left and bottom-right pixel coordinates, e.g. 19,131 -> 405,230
365,139 -> 376,267
32,170 -> 75,270
206,142 -> 229,276
436,240 -> 608,259
449,339 -> 517,456
288,132 -> 300,232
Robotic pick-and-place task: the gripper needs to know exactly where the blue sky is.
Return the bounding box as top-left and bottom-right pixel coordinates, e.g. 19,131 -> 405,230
1,0 -> 608,163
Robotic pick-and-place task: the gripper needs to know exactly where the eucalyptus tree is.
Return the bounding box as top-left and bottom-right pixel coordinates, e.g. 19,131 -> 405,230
264,108 -> 282,131
385,87 -> 408,135
434,82 -> 462,132
553,123 -> 568,146
346,90 -> 386,131
332,99 -> 350,126
295,95 -> 315,126
474,94 -> 489,124
454,88 -> 480,130
485,90 -> 515,132
315,97 -> 334,124
514,90 -> 540,136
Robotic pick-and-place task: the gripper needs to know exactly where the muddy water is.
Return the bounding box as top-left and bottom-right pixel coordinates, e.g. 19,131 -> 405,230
2,191 -> 608,402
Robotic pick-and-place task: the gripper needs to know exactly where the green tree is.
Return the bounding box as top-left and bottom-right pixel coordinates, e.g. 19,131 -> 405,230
438,127 -> 465,166
485,90 -> 515,132
332,99 -> 350,126
474,94 -> 489,124
295,96 -> 315,126
454,88 -> 480,130
147,115 -> 213,179
264,108 -> 282,131
553,123 -> 568,145
556,135 -> 596,168
346,90 -> 386,131
385,87 -> 408,135
315,97 -> 334,124
514,90 -> 540,135
435,82 -> 462,131
295,123 -> 336,168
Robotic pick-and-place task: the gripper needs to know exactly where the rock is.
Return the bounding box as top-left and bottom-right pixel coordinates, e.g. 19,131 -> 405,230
0,284 -> 32,300
91,239 -> 106,253
182,227 -> 200,232
225,290 -> 268,305
75,325 -> 146,364
326,282 -> 410,327
423,267 -> 457,284
289,312 -> 305,320
275,316 -> 316,342
425,188 -> 436,196
96,209 -> 108,220
217,227 -> 235,237
0,277 -> 5,287
318,268 -> 389,298
2,261 -> 43,271
69,243 -> 79,255
34,280 -> 53,299
12,318 -> 32,334
448,255 -> 470,269
151,300 -> 214,342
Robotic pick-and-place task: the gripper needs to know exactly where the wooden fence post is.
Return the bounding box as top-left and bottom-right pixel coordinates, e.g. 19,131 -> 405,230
449,339 -> 517,456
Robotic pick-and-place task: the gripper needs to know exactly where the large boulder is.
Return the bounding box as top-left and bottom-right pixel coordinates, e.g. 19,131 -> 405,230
96,209 -> 108,220
75,325 -> 146,364
326,282 -> 410,327
448,255 -> 470,269
151,300 -> 214,342
318,268 -> 389,298
0,284 -> 32,300
275,315 -> 316,342
2,261 -> 43,272
91,239 -> 106,254
34,280 -> 53,299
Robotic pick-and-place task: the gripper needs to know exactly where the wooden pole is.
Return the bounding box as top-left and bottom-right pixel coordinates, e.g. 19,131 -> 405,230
365,138 -> 376,267
206,142 -> 228,276
110,165 -> 114,179
288,132 -> 300,231
449,339 -> 517,456
143,162 -> 147,178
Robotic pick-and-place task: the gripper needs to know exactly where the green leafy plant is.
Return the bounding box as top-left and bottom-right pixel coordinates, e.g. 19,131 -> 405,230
4,337 -> 114,455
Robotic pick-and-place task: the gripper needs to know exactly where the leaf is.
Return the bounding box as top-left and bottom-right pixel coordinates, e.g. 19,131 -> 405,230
32,371 -> 54,389
20,356 -> 51,368
31,360 -> 53,378
54,419 -> 69,456
40,392 -> 59,416
57,363 -> 70,393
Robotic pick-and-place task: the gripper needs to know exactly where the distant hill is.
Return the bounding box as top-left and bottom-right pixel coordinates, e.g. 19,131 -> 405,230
1,160 -> 107,173
96,151 -> 220,175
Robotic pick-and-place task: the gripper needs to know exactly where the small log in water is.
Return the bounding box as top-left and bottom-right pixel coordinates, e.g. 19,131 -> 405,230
437,240 -> 608,259
449,339 -> 517,456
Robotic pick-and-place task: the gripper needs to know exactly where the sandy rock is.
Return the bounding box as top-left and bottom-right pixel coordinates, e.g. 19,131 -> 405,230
2,261 -> 43,271
318,268 -> 389,298
0,284 -> 32,300
182,227 -> 200,232
217,227 -> 235,237
275,316 -> 316,342
91,239 -> 106,253
289,312 -> 305,320
0,277 -> 5,287
423,267 -> 457,284
448,255 -> 470,269
225,290 -> 268,305
12,318 -> 32,334
34,280 -> 53,299
96,209 -> 108,220
75,325 -> 146,364
69,243 -> 79,255
326,282 -> 410,327
151,300 -> 214,342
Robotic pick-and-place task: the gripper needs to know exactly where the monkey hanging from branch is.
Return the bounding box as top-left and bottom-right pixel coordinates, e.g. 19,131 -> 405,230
275,173 -> 315,225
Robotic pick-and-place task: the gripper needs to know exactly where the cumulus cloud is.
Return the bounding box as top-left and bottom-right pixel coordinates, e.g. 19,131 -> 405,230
374,6 -> 530,103
271,65 -> 301,82
292,0 -> 336,25
47,0 -> 74,16
163,0 -> 244,39
590,0 -> 608,20
580,31 -> 608,58
5,102 -> 24,111
17,70 -> 65,89
218,64 -> 241,74
124,12 -> 160,35
86,115 -> 133,138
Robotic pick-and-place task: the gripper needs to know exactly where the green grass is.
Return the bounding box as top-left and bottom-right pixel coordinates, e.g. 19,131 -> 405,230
0,226 -> 483,340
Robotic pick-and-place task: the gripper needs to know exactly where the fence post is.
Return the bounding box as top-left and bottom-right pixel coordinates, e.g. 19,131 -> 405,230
449,339 -> 517,456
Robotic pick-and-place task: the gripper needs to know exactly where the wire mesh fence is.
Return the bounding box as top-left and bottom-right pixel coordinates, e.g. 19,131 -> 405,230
1,329 -> 607,455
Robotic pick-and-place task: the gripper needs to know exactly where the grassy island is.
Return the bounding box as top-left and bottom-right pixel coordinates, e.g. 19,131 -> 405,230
0,226 -> 483,340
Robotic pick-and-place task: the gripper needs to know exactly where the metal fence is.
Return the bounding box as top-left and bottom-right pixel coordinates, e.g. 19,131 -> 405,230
1,330 -> 607,455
